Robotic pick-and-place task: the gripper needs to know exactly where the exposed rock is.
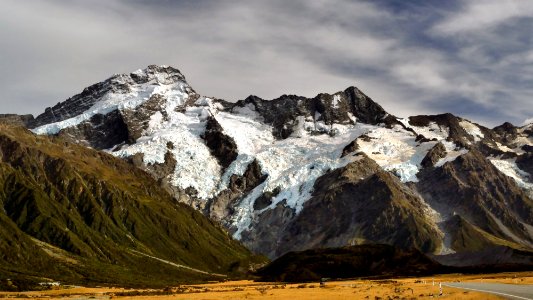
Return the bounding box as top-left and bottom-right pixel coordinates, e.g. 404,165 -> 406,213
240,200 -> 296,257
415,134 -> 431,143
341,135 -> 374,157
254,187 -> 281,211
421,142 -> 446,168
232,86 -> 389,139
416,150 -> 533,247
409,113 -> 494,146
341,140 -> 359,157
56,110 -> 129,149
522,145 -> 533,153
516,153 -> 533,176
493,122 -> 518,143
121,94 -> 167,143
201,116 -> 238,170
206,160 -> 266,221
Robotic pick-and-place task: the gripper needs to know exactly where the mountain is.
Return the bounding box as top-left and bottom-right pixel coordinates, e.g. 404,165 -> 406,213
0,124 -> 260,289
255,244 -> 444,282
12,65 -> 533,265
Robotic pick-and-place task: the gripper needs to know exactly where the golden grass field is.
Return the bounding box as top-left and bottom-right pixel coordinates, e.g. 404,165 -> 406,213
1,272 -> 531,299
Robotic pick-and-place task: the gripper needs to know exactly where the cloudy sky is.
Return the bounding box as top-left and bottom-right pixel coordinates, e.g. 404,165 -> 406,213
1,0 -> 532,127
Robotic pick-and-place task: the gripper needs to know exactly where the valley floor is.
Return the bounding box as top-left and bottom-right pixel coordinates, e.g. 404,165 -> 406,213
1,272 -> 532,299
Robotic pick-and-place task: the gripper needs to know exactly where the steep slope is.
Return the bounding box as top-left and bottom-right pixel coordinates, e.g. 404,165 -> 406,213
415,150 -> 533,252
24,65 -> 533,263
0,124 -> 257,288
240,154 -> 443,258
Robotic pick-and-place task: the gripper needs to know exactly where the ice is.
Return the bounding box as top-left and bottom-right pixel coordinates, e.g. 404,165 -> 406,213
398,118 -> 449,141
459,120 -> 484,142
489,157 -> 533,195
434,141 -> 469,167
332,94 -> 341,109
232,103 -> 262,120
221,116 -> 377,238
357,125 -> 437,182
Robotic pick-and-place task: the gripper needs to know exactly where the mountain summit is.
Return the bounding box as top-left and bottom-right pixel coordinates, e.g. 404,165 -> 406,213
17,65 -> 533,264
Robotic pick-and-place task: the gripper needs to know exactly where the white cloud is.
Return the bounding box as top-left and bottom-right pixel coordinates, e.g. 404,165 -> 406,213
432,0 -> 533,35
523,118 -> 533,126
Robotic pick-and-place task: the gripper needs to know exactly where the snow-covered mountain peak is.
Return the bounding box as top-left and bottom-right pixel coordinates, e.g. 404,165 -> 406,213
23,65 -> 533,260
30,65 -> 194,133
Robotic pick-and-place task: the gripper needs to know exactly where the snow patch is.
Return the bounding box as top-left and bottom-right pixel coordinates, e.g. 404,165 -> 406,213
434,141 -> 469,167
398,118 -> 449,141
113,96 -> 223,199
357,125 -> 437,182
332,94 -> 341,109
489,157 -> 533,195
459,120 -> 484,142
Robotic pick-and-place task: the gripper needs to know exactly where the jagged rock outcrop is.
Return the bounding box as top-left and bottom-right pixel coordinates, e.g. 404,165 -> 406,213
207,160 -> 267,221
231,86 -> 388,139
202,116 -> 239,170
517,153 -> 533,176
416,150 -> 533,246
493,122 -> 519,144
56,110 -> 129,149
421,142 -> 447,168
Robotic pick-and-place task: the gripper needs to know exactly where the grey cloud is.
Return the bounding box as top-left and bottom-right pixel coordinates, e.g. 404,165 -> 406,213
0,0 -> 532,127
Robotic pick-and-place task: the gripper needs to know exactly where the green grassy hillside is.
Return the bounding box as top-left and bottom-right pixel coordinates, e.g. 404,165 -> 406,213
0,124 -> 263,289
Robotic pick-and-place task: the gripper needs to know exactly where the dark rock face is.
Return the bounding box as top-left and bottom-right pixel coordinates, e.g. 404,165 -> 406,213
241,155 -> 441,258
201,116 -> 239,170
0,114 -> 34,127
421,142 -> 447,168
56,110 -> 129,149
206,159 -> 267,222
409,113 -> 497,146
341,140 -> 359,157
416,150 -> 533,245
121,94 -> 167,143
493,122 -> 518,143
409,114 -> 471,146
522,145 -> 533,153
254,187 -> 281,211
517,153 -> 533,176
231,86 -> 389,139
240,200 -> 296,257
